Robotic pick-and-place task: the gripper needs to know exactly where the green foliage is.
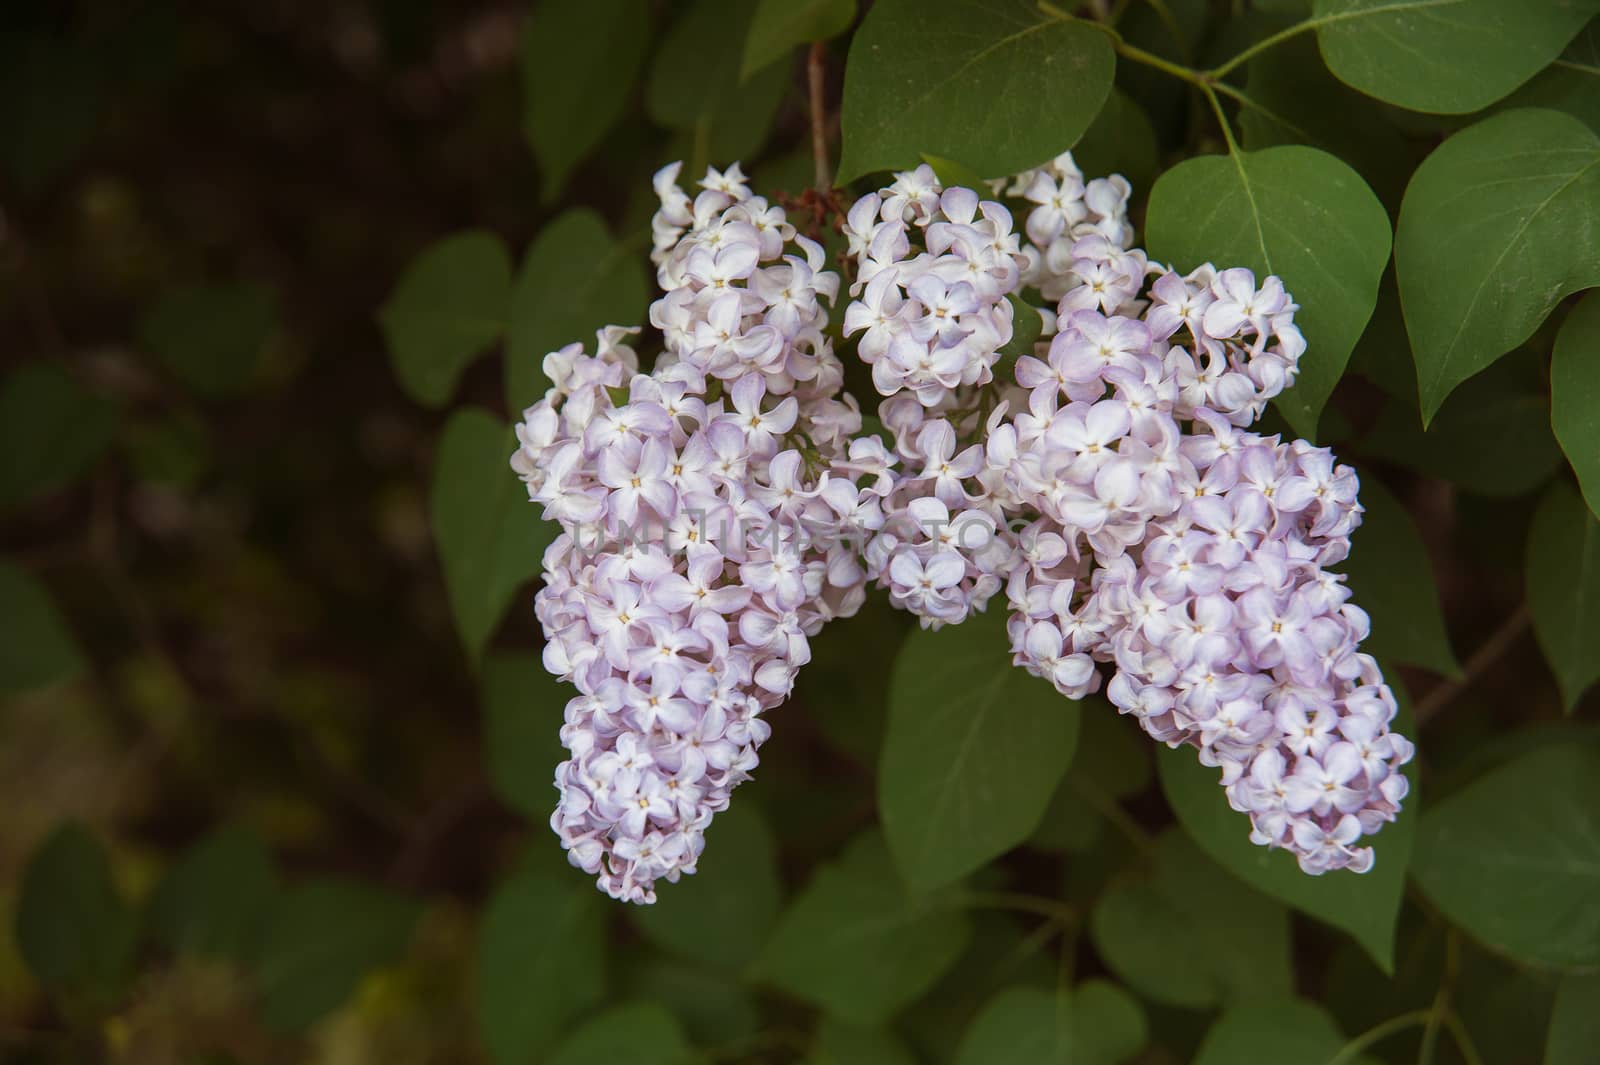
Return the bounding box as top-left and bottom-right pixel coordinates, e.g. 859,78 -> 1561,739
146,825 -> 276,960
483,651 -> 569,818
742,0 -> 857,81
1552,291 -> 1600,518
1312,0 -> 1597,113
0,563 -> 84,694
1337,475 -> 1460,676
879,609 -> 1080,892
1527,481 -> 1600,709
953,981 -> 1147,1065
804,1018 -> 919,1065
628,803 -> 782,971
1145,145 -> 1391,439
506,210 -> 650,409
546,1002 -> 691,1065
836,0 -> 1114,181
380,231 -> 513,408
1396,108 -> 1600,423
429,409 -> 555,667
253,877 -> 421,1030
522,0 -> 651,201
1412,742 -> 1600,970
0,32 -> 101,193
1157,685 -> 1418,973
478,868 -> 608,1065
1546,974 -> 1600,1065
15,823 -> 138,1006
140,282 -> 278,398
1192,1000 -> 1365,1065
0,361 -> 118,510
1091,830 -> 1293,1008
757,831 -> 970,1024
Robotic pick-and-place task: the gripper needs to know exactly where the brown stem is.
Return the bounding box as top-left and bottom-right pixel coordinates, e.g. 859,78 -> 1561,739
808,41 -> 831,193
1414,605 -> 1531,726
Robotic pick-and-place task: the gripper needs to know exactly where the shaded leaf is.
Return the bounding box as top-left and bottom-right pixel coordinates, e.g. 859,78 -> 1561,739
15,823 -> 137,1005
647,0 -> 789,164
628,803 -> 782,971
1145,145 -> 1391,439
1499,20 -> 1600,131
836,0 -> 1114,182
379,231 -> 512,408
478,869 -> 607,1065
546,1002 -> 690,1065
0,33 -> 100,193
879,608 -> 1080,891
1193,999 -> 1364,1065
146,825 -> 275,960
1313,0 -> 1597,114
1552,290 -> 1600,518
522,0 -> 650,200
0,362 -> 118,509
1546,973 -> 1600,1065
757,831 -> 970,1025
954,981 -> 1147,1065
140,282 -> 277,398
1090,830 -> 1294,1008
1071,88 -> 1160,201
429,409 -> 555,667
805,1017 -> 920,1065
742,0 -> 856,81
1526,481 -> 1600,710
1337,475 -> 1460,676
506,210 -> 650,409
1412,741 -> 1600,969
253,878 -> 421,1031
0,563 -> 84,694
482,652 -> 569,819
1396,108 -> 1600,422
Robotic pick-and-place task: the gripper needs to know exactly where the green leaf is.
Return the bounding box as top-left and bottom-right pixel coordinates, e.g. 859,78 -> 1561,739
1070,89 -> 1160,201
1337,475 -> 1460,676
835,0 -> 1114,182
647,0 -> 789,163
1030,701 -> 1150,853
482,651 -> 568,819
805,1018 -> 920,1065
14,822 -> 137,1005
253,877 -> 421,1031
0,563 -> 84,694
1412,741 -> 1600,970
521,0 -> 650,200
1193,1000 -> 1362,1065
742,0 -> 856,80
1145,145 -> 1391,439
1396,108 -> 1600,423
757,831 -> 971,1025
801,593 -> 909,765
0,362 -> 118,509
1090,830 -> 1293,1009
1156,684 -> 1417,973
146,825 -> 276,960
478,869 -> 607,1065
429,409 -> 556,667
1313,0 -> 1597,114
1358,352 -> 1563,496
1500,21 -> 1600,132
506,210 -> 650,410
628,803 -> 782,971
953,981 -> 1147,1065
1526,481 -> 1600,710
140,282 -> 278,398
921,153 -> 992,191
622,958 -> 761,1047
1553,291 -> 1600,518
546,1002 -> 690,1065
0,33 -> 101,193
1546,974 -> 1600,1065
379,230 -> 512,408
879,608 -> 1080,892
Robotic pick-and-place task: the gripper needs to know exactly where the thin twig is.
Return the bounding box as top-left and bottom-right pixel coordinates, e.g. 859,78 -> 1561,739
1414,605 -> 1531,726
808,41 -> 831,193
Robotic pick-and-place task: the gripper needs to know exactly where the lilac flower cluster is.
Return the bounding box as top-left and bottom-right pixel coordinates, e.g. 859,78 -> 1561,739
511,154 -> 1412,899
841,159 -> 1412,875
511,164 -> 896,902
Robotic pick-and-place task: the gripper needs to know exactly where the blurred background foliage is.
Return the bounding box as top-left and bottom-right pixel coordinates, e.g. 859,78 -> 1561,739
1,1 -> 1597,1063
